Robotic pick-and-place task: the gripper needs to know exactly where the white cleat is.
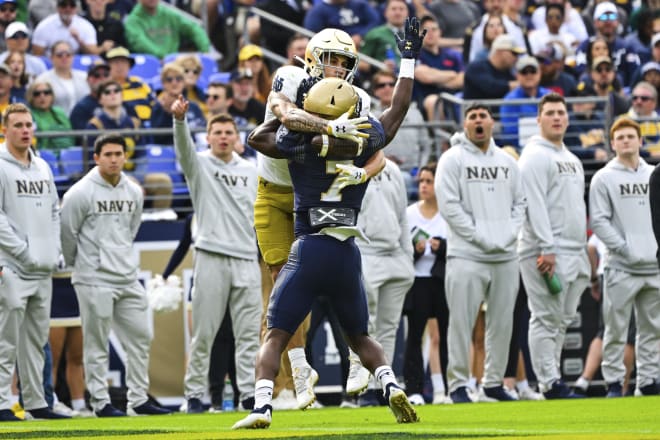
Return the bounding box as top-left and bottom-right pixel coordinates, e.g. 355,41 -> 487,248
408,393 -> 425,405
432,392 -> 453,405
231,405 -> 272,430
386,384 -> 419,424
53,402 -> 77,417
346,357 -> 371,395
518,387 -> 544,400
293,365 -> 319,410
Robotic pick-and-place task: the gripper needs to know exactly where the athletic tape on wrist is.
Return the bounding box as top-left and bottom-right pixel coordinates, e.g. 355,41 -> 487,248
399,58 -> 415,79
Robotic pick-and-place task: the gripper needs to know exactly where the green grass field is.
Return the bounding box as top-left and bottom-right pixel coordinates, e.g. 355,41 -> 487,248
2,397 -> 659,440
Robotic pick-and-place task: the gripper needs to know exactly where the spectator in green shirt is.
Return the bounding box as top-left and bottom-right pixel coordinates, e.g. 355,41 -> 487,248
124,0 -> 210,59
27,80 -> 74,155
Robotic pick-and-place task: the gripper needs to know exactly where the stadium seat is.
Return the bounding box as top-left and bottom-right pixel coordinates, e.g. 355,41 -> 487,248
137,145 -> 188,196
73,54 -> 101,72
129,54 -> 162,80
60,146 -> 85,176
40,55 -> 52,69
38,149 -> 60,175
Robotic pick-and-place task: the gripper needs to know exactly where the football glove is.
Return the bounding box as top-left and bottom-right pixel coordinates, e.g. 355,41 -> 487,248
335,163 -> 368,190
396,16 -> 427,59
327,105 -> 371,145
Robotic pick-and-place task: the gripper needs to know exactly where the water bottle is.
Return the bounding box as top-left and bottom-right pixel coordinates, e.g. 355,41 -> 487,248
384,44 -> 398,73
222,378 -> 235,411
543,272 -> 562,295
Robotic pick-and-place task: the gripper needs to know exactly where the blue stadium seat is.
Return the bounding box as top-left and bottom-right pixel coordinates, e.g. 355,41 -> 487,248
60,146 -> 85,176
129,54 -> 161,80
139,145 -> 188,195
38,149 -> 60,175
73,54 -> 101,72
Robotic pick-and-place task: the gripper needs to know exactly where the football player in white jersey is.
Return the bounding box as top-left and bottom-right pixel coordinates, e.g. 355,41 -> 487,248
251,18 -> 426,413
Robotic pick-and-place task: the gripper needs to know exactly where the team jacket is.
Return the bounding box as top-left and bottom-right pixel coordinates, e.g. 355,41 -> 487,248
0,148 -> 60,279
590,158 -> 658,275
258,65 -> 372,187
174,118 -> 258,260
436,132 -> 526,262
518,135 -> 587,259
61,167 -> 143,286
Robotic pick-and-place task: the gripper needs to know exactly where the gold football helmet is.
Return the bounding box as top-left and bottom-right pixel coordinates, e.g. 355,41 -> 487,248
304,28 -> 358,82
303,77 -> 358,119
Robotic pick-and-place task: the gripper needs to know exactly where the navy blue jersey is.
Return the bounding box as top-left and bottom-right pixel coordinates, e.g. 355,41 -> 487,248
276,117 -> 386,236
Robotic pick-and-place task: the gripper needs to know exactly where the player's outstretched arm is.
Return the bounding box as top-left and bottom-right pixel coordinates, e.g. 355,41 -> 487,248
380,16 -> 427,144
247,118 -> 286,158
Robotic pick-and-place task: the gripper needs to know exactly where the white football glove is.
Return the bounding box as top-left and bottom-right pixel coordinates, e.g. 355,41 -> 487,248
335,163 -> 368,190
326,105 -> 371,145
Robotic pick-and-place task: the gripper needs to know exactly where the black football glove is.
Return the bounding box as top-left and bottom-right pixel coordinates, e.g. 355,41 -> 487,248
395,16 -> 427,60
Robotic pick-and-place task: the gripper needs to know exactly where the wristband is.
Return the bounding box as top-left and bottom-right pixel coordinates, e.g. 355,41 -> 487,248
399,58 -> 415,79
320,134 -> 329,157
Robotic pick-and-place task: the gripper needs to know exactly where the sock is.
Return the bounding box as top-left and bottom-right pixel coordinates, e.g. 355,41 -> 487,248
574,376 -> 589,391
10,394 -> 19,406
431,373 -> 445,395
375,366 -> 397,394
71,399 -> 86,411
516,379 -> 530,392
254,379 -> 274,409
467,376 -> 477,392
52,393 -> 60,405
288,348 -> 308,369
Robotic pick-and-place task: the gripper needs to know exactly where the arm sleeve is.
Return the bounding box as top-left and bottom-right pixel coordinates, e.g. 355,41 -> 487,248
509,162 -> 527,237
173,117 -> 200,179
519,150 -> 555,253
177,13 -> 211,53
0,183 -> 29,262
589,172 -> 627,253
60,188 -> 87,267
130,187 -> 144,240
163,214 -> 193,278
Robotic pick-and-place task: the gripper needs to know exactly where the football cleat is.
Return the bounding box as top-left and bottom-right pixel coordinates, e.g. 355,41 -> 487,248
293,365 -> 319,410
231,405 -> 272,430
346,356 -> 371,395
450,386 -> 473,403
385,384 -> 419,424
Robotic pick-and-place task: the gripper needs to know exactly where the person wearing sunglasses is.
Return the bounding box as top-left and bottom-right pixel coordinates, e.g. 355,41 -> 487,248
35,41 -> 90,114
70,61 -> 113,130
28,81 -> 75,154
530,0 -> 587,45
86,80 -> 143,169
625,81 -> 660,155
150,63 -> 205,145
174,54 -> 207,114
31,0 -> 99,56
0,0 -> 18,53
575,1 -> 639,87
0,22 -> 48,78
587,55 -> 629,119
500,55 -> 552,150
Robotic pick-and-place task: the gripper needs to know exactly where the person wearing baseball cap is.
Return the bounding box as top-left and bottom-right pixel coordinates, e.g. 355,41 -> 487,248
575,1 -> 640,86
0,21 -> 48,77
69,60 -> 117,130
0,0 -> 18,52
228,67 -> 265,132
535,42 -> 577,97
501,55 -> 552,149
238,44 -> 271,104
464,34 -> 522,100
104,47 -> 154,122
588,55 -> 629,117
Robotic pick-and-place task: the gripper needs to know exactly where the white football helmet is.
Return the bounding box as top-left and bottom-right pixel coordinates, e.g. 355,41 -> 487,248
304,28 -> 359,83
303,77 -> 358,119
